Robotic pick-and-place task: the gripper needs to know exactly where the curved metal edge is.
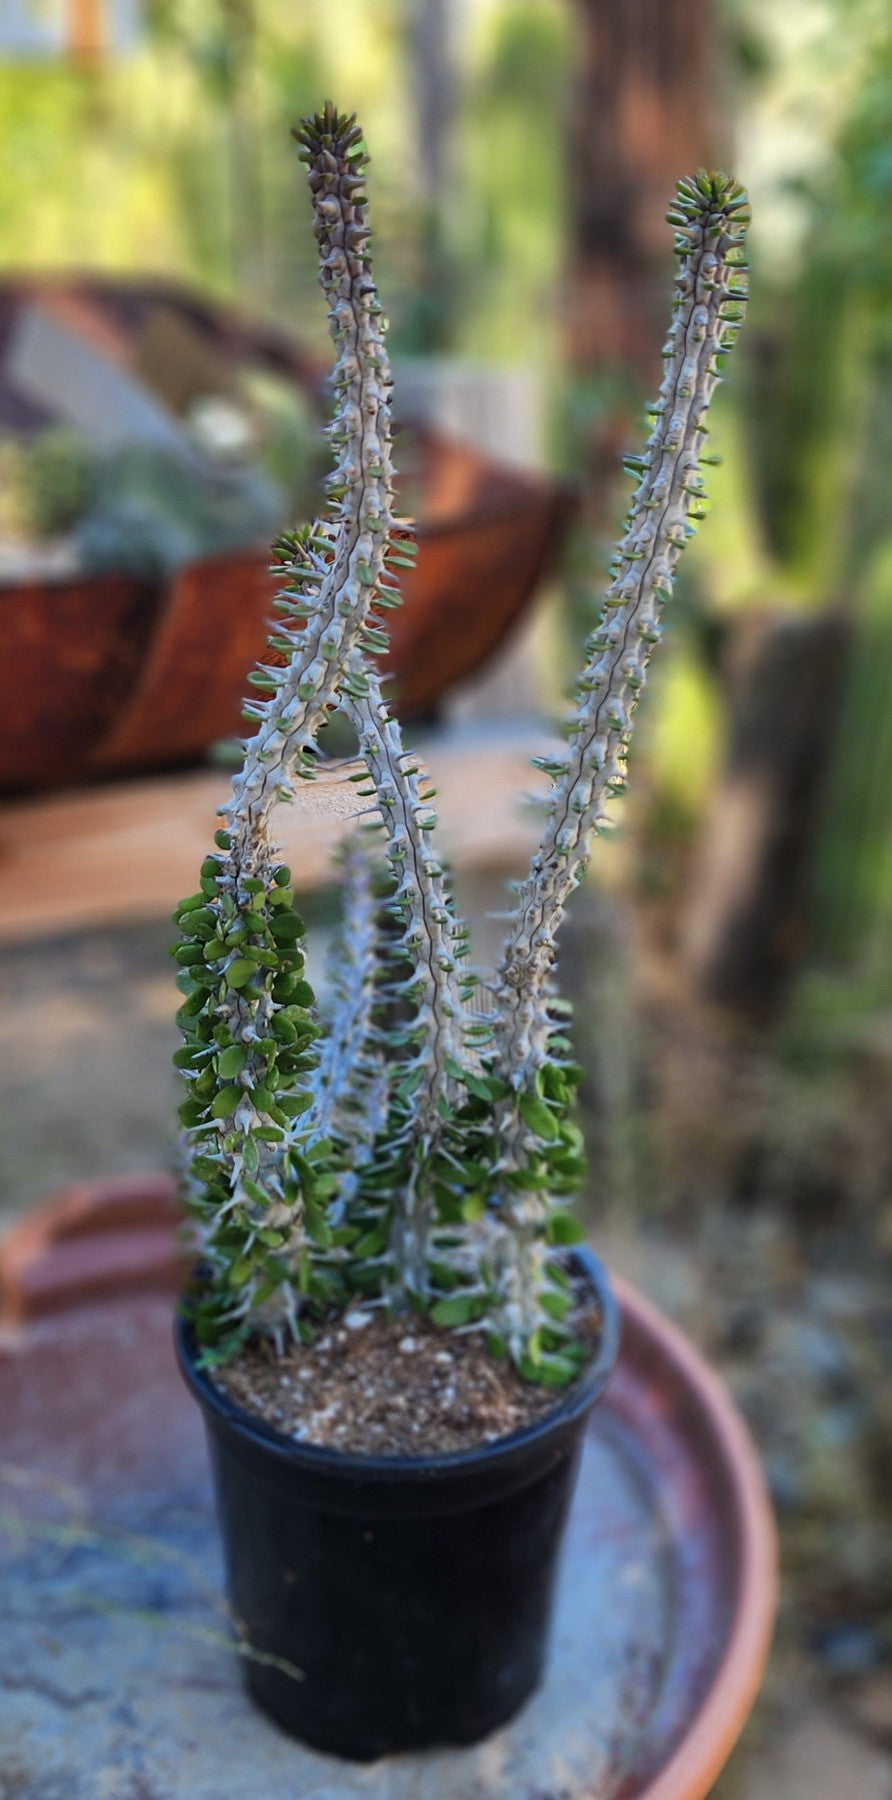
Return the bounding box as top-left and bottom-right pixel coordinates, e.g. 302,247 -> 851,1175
612,1274 -> 779,1800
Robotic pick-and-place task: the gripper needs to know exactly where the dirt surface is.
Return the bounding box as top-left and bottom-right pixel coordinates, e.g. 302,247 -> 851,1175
215,1294 -> 599,1455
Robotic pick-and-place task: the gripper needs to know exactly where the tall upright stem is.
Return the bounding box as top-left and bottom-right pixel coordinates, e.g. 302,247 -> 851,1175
487,174 -> 749,1354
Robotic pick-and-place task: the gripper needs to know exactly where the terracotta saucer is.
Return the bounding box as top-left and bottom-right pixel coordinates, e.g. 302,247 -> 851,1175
0,1178 -> 776,1798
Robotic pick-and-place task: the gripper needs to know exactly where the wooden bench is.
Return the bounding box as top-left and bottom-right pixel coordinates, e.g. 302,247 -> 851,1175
0,725 -> 556,941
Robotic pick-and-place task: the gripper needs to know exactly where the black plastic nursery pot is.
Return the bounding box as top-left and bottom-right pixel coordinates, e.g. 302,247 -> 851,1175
174,1249 -> 620,1762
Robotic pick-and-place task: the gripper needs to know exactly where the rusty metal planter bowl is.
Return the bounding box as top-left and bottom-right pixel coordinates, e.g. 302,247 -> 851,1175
0,431 -> 571,794
0,567 -> 158,791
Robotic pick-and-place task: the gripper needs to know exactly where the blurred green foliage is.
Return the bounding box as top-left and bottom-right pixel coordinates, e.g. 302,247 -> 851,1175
633,3 -> 892,977
741,8 -> 892,973
811,540 -> 892,970
0,2 -> 570,361
15,428 -> 96,540
1,0 -> 890,978
737,12 -> 892,596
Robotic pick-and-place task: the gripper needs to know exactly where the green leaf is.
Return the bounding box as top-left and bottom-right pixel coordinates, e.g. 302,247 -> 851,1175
277,1092 -> 313,1119
540,1287 -> 572,1320
352,1224 -> 389,1260
307,1216 -> 332,1250
270,913 -> 306,945
463,1069 -> 500,1103
174,943 -> 205,967
226,959 -> 257,990
518,1092 -> 559,1140
461,1190 -> 487,1222
546,1211 -> 585,1246
178,993 -> 207,1025
557,1120 -> 585,1156
174,892 -> 205,918
271,1014 -> 297,1044
428,1258 -> 462,1288
210,1086 -> 241,1120
529,1353 -> 579,1388
253,1273 -> 284,1307
430,1293 -> 484,1327
505,1163 -> 549,1192
186,965 -> 217,990
540,1062 -> 572,1102
218,1045 -> 247,1080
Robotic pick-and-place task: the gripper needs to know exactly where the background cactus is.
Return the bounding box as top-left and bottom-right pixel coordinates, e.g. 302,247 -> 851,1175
174,109 -> 749,1378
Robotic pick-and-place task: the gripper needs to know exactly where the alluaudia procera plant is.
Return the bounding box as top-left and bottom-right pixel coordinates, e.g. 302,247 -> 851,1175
174,104 -> 749,1380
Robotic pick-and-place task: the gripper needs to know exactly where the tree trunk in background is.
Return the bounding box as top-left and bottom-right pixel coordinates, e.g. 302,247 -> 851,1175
683,612 -> 851,1022
222,0 -> 265,301
409,0 -> 456,213
566,0 -> 723,382
404,0 -> 460,354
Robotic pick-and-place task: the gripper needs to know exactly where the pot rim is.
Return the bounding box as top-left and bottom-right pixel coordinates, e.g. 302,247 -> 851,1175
174,1245 -> 620,1483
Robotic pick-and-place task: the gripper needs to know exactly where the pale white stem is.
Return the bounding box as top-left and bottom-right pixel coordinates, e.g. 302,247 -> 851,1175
486,179 -> 749,1354
342,662 -> 464,1132
311,837 -> 387,1151
224,131 -> 399,866
496,191 -> 747,1091
343,661 -> 467,1293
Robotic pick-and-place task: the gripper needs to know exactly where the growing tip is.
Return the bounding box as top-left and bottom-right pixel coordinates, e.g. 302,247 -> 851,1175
666,171 -> 750,233
292,101 -> 365,160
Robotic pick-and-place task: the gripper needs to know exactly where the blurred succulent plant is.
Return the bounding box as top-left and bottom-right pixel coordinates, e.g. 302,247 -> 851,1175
14,427 -> 97,541
173,104 -> 749,1376
0,423 -> 283,578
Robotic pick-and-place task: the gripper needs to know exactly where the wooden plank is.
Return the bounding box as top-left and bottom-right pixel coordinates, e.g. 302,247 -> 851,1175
0,727 -> 555,941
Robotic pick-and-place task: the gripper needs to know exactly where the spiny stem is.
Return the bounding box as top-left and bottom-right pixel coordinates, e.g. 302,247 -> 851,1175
342,662 -> 468,1297
497,172 -> 748,1084
311,836 -> 385,1149
487,173 -> 750,1354
224,105 -> 401,867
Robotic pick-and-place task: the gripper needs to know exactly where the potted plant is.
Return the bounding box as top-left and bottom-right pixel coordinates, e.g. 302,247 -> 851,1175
172,102 -> 749,1761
